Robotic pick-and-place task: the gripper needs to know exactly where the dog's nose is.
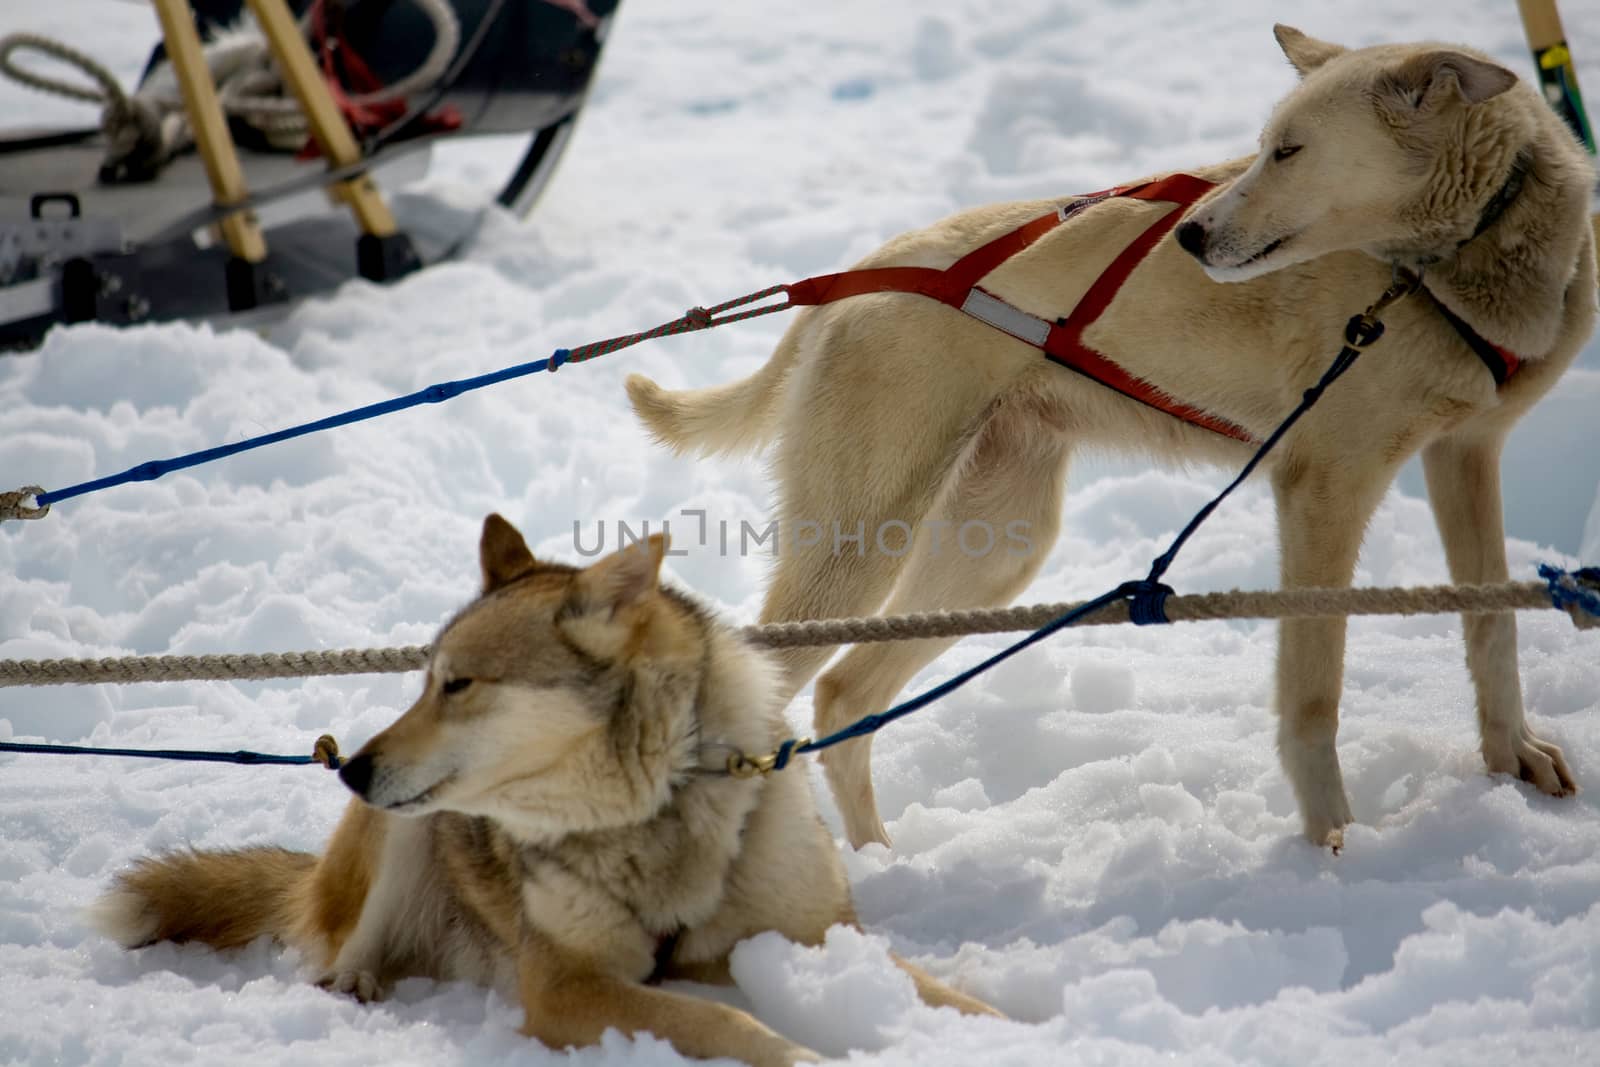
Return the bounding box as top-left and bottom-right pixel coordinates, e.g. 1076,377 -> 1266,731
339,752 -> 375,797
1176,219 -> 1208,258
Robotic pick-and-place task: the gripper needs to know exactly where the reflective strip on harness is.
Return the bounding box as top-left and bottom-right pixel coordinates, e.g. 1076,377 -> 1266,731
961,288 -> 1051,346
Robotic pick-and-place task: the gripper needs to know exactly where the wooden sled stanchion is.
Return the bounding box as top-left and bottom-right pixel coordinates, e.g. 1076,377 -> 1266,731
0,1 -> 618,347
243,0 -> 418,283
1514,0 -> 1600,262
150,0 -> 272,308
152,0 -> 417,311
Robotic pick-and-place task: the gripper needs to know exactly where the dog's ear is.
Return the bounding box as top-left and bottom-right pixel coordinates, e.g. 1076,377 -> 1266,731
480,513 -> 538,592
1274,25 -> 1345,76
567,533 -> 668,618
1387,50 -> 1518,112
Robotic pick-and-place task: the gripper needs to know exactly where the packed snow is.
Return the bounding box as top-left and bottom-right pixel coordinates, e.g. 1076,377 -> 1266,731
3,0 -> 1600,1064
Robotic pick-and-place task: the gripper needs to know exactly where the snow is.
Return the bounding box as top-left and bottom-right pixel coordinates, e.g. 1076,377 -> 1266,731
3,0 -> 1600,1064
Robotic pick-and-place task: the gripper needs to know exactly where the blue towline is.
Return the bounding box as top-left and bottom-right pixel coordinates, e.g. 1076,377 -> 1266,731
3,281 -> 1593,773
33,348 -> 574,508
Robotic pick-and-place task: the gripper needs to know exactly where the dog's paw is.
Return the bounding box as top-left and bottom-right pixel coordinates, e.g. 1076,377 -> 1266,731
1301,820 -> 1349,854
1484,725 -> 1578,797
1299,796 -> 1354,854
1282,737 -> 1354,852
316,969 -> 383,1003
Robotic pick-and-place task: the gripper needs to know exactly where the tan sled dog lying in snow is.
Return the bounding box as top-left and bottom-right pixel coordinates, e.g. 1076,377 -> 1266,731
92,516 -> 996,1066
627,26 -> 1598,851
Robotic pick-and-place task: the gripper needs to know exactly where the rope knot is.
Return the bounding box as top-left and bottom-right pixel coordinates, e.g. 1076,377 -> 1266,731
547,348 -> 570,373
684,307 -> 713,330
0,486 -> 49,522
1116,579 -> 1174,625
1539,564 -> 1600,630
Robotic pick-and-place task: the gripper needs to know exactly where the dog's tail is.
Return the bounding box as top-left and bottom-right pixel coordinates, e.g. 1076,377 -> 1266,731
87,847 -> 315,950
625,323 -> 803,456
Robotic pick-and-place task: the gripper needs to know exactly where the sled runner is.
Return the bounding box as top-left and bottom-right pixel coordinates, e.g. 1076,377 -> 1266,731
0,0 -> 620,349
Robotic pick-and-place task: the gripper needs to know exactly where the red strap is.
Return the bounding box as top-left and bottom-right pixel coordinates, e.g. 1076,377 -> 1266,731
785,267 -> 946,306
1055,174 -> 1216,330
296,0 -> 462,159
786,176 -> 1185,308
786,172 -> 1257,443
1045,173 -> 1257,443
1041,330 -> 1257,441
936,209 -> 1075,301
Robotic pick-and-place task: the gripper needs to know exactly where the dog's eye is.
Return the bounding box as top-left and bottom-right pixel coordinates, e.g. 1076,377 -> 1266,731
1273,144 -> 1302,162
442,678 -> 473,695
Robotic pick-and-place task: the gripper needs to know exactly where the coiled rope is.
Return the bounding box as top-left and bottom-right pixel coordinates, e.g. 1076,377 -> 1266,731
1,571 -> 1593,689
0,0 -> 459,160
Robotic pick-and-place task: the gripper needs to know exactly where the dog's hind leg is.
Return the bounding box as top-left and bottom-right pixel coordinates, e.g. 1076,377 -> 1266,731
520,947 -> 819,1066
757,498 -> 932,716
1422,434 -> 1575,796
810,397 -> 1071,848
754,308 -> 1041,708
756,387 -> 977,705
891,953 -> 1004,1017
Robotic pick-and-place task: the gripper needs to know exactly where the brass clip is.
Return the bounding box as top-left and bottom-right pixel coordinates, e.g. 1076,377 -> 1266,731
726,738 -> 813,779
312,734 -> 343,770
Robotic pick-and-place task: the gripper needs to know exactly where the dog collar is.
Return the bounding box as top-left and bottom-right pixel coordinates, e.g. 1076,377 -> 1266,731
1425,150 -> 1533,387
1465,150 -> 1532,245
1426,292 -> 1521,386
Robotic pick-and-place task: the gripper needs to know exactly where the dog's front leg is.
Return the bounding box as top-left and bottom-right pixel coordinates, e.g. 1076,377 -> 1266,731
311,810 -> 432,1001
1422,434 -> 1576,796
1272,463 -> 1390,850
518,945 -> 819,1066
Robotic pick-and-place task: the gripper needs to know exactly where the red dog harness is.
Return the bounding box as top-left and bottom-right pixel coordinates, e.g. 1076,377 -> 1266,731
785,173 -> 1522,445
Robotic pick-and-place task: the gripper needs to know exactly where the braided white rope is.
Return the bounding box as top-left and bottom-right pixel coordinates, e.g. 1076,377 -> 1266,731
0,578 -> 1588,688
0,32 -> 128,106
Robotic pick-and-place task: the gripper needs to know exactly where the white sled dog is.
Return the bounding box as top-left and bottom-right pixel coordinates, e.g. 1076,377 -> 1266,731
626,27 -> 1598,850
92,515 -> 997,1066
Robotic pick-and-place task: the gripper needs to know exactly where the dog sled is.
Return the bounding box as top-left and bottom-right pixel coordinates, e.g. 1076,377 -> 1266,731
0,0 -> 620,349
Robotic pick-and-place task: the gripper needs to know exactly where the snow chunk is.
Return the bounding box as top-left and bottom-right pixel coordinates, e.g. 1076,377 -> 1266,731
730,926 -> 917,1057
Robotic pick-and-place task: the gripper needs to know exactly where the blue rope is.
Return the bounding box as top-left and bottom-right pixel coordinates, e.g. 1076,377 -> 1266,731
1141,317 -> 1371,588
34,350 -> 574,508
18,284 -> 794,513
790,586 -> 1132,758
769,737 -> 803,772
0,739 -> 339,768
790,311 -> 1388,762
0,321 -> 1374,772
4,288 -> 1411,773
